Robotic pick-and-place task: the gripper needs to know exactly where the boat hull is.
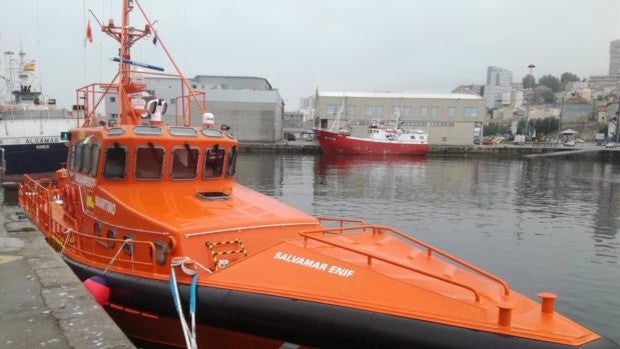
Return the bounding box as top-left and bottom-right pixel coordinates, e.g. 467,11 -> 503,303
314,129 -> 428,155
63,256 -> 615,349
1,142 -> 67,175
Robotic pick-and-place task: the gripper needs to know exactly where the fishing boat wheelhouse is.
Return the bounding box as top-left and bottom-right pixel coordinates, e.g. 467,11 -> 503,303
17,0 -> 619,348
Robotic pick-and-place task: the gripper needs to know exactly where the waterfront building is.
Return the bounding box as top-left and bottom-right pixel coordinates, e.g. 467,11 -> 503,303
451,84 -> 483,96
588,40 -> 620,98
299,96 -> 315,112
561,102 -> 594,123
105,75 -> 284,142
526,105 -> 560,120
298,95 -> 316,122
589,75 -> 620,99
314,91 -> 485,145
483,66 -> 513,109
610,40 -> 620,76
282,111 -> 305,139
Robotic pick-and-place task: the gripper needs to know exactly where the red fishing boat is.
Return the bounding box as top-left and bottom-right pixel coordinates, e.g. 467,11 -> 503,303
314,124 -> 429,155
16,1 -> 619,348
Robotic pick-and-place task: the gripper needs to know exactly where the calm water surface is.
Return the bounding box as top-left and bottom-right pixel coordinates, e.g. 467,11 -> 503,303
236,153 -> 620,342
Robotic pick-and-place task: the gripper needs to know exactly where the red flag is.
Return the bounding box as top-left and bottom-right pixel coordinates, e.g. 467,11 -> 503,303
85,20 -> 93,45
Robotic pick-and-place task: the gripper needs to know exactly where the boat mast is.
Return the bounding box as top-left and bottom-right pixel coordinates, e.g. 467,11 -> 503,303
119,0 -> 131,91
118,0 -> 134,124
81,0 -> 205,128
99,0 -> 151,125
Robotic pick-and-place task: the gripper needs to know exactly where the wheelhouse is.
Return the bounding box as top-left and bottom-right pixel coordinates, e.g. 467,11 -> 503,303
66,125 -> 238,185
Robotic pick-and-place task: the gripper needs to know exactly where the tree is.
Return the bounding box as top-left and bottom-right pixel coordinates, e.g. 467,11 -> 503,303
560,72 -> 580,88
538,74 -> 561,92
517,119 -> 527,134
522,74 -> 536,89
542,89 -> 557,104
533,117 -> 559,135
531,85 -> 552,104
483,123 -> 510,136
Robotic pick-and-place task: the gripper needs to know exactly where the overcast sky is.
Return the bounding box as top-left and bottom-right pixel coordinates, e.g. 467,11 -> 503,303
1,0 -> 619,110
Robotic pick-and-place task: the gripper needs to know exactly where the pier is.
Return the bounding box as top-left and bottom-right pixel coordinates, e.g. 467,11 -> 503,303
0,204 -> 134,349
523,145 -> 602,158
239,141 -> 617,159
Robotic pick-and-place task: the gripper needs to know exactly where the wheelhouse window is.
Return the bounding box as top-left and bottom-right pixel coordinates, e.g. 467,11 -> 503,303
90,144 -> 100,176
135,143 -> 164,179
201,128 -> 223,138
169,127 -> 198,137
203,145 -> 225,179
103,144 -> 127,179
106,127 -> 124,136
171,146 -> 199,179
83,144 -> 92,174
70,143 -> 77,173
227,146 -> 237,177
75,142 -> 84,172
134,126 -> 163,136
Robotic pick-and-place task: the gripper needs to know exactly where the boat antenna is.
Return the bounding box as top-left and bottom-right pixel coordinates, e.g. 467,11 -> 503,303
133,0 -> 205,126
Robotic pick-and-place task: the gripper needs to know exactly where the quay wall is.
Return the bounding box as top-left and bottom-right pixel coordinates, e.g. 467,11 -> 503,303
0,205 -> 135,349
238,142 -> 580,158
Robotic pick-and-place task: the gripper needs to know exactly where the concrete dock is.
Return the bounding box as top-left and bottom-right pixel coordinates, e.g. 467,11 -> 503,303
523,146 -> 601,158
0,205 -> 135,349
239,141 -> 322,154
239,141 -> 605,158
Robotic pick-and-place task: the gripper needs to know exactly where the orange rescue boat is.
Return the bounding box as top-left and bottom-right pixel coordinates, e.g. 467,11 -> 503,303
18,1 -> 618,348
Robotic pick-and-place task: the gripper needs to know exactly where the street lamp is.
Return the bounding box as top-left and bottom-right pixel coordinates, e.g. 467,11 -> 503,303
525,64 -> 536,138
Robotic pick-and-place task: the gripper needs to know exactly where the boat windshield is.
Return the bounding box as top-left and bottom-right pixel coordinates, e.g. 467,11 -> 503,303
135,144 -> 164,179
103,145 -> 127,179
171,146 -> 198,179
204,145 -> 225,179
227,146 -> 237,177
90,144 -> 100,176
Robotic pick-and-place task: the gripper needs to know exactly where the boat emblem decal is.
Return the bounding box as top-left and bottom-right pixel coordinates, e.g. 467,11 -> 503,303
274,251 -> 355,278
86,195 -> 95,209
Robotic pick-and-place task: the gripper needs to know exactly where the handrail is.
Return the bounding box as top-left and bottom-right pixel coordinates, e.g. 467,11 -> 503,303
316,216 -> 366,227
300,224 -> 511,297
299,232 -> 480,303
376,226 -> 511,296
20,175 -> 158,273
59,228 -> 158,272
186,222 -> 319,239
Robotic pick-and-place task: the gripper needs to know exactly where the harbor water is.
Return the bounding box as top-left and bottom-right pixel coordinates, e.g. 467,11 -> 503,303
236,153 -> 620,343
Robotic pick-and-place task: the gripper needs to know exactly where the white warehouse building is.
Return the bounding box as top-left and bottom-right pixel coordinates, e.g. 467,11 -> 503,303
315,91 -> 485,145
105,75 -> 284,142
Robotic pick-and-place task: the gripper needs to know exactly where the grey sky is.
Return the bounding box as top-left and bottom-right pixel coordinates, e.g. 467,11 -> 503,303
1,0 -> 619,110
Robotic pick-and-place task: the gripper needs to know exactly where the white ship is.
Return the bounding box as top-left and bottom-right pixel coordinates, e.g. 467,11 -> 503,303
0,49 -> 75,176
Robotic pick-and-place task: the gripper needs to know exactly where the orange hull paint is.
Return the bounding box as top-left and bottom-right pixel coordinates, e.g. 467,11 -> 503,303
16,1 -> 618,348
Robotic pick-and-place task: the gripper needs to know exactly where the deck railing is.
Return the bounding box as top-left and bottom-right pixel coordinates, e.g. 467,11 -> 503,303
300,231 -> 481,303
300,223 -> 511,299
19,175 -> 159,274
316,216 -> 366,228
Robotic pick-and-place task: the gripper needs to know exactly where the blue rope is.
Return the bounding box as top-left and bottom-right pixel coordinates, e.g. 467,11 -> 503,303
190,274 -> 198,314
